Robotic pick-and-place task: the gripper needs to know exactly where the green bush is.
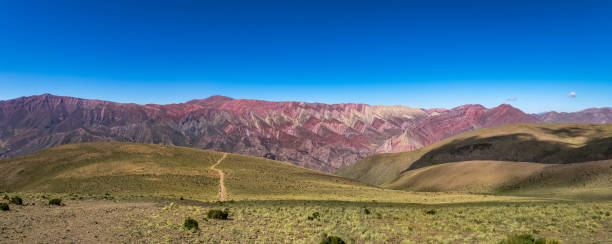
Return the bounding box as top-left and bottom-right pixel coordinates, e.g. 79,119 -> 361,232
207,209 -> 229,220
499,234 -> 560,244
184,217 -> 199,231
0,203 -> 8,211
320,235 -> 346,244
363,207 -> 371,215
49,198 -> 62,206
307,212 -> 321,220
9,196 -> 22,205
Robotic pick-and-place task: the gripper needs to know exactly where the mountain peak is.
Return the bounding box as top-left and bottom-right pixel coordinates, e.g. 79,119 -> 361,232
186,95 -> 234,105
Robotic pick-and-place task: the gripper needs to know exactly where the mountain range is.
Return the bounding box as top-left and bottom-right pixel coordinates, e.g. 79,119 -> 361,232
1,94 -> 610,172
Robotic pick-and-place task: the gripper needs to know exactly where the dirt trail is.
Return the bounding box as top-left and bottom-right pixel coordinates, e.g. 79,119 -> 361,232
210,153 -> 227,201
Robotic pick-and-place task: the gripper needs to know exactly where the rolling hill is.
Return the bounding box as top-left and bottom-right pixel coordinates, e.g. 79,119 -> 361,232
337,123 -> 612,198
0,141 -> 456,202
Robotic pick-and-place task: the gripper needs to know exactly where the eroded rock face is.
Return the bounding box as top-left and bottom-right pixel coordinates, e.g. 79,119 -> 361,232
1,94 -> 609,172
378,104 -> 540,153
0,94 -> 427,172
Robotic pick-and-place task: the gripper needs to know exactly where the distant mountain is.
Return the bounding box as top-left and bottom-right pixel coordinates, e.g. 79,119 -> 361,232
537,108 -> 612,124
0,94 -> 426,172
0,94 -> 609,172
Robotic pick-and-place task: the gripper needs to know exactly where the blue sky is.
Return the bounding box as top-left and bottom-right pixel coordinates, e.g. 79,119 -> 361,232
1,0 -> 610,113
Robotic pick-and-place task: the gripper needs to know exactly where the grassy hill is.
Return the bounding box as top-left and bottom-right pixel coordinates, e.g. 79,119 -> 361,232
0,141 -> 509,203
337,123 -> 612,198
384,159 -> 612,199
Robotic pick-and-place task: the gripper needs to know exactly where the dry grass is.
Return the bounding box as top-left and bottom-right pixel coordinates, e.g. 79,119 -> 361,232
339,123 -> 612,189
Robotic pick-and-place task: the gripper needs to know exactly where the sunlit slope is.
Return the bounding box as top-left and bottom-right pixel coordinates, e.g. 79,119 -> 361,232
384,160 -> 612,199
0,142 -> 224,201
338,123 -> 612,186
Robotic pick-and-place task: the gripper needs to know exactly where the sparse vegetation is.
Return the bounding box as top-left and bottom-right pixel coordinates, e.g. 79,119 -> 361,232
48,198 -> 62,206
320,234 -> 346,244
499,234 -> 560,244
207,209 -> 229,220
0,141 -> 611,242
0,202 -> 8,211
9,196 -> 22,205
307,211 -> 321,220
183,217 -> 199,231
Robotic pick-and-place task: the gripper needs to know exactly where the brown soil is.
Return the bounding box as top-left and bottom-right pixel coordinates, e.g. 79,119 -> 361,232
210,153 -> 227,201
0,199 -> 158,243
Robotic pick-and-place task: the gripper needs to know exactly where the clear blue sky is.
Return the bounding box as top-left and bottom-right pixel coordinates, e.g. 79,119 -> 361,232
1,0 -> 610,113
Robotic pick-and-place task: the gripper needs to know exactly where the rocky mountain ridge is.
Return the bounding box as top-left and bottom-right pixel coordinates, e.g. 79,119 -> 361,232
1,94 -> 610,172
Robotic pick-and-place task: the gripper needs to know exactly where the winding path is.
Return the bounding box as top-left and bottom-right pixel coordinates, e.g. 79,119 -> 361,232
210,153 -> 227,201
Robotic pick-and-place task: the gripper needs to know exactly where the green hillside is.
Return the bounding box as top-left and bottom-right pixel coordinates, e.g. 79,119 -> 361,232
338,123 -> 612,196
0,142 -> 502,203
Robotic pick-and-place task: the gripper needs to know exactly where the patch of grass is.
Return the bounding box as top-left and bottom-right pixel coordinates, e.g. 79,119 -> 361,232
425,209 -> 436,215
48,198 -> 62,206
207,209 -> 229,220
183,218 -> 199,231
0,202 -> 8,211
499,234 -> 560,244
9,196 -> 22,205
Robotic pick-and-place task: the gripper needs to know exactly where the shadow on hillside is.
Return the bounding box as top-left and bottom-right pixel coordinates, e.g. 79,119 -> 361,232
538,126 -> 590,138
404,133 -> 612,172
166,198 -> 585,209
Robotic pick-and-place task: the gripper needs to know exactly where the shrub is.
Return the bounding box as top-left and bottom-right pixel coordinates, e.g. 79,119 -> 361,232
425,209 -> 436,215
49,198 -> 62,206
207,209 -> 229,220
0,203 -> 8,211
499,234 -> 560,244
363,207 -> 371,215
307,212 -> 321,220
9,196 -> 22,205
184,217 -> 199,231
320,235 -> 346,244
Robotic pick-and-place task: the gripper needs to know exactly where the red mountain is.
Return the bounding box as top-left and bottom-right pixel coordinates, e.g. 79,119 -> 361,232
0,94 -> 427,172
1,94 -> 608,172
376,104 -> 540,153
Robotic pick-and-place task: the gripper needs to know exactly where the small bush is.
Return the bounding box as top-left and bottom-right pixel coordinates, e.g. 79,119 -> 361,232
49,198 -> 62,206
184,217 -> 199,231
425,209 -> 436,215
9,196 -> 22,205
363,207 -> 371,215
207,209 -> 229,220
499,234 -> 560,244
320,235 -> 346,244
0,203 -> 9,211
307,212 -> 321,220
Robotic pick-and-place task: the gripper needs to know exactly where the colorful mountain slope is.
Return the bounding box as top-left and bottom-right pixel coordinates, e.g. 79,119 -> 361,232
1,94 -> 610,172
